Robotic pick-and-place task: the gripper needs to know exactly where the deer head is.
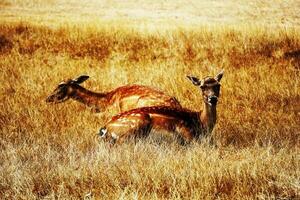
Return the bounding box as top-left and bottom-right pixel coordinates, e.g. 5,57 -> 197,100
187,70 -> 223,106
46,75 -> 89,103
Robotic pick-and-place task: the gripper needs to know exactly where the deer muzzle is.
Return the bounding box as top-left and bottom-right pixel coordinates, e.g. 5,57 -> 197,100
46,95 -> 54,103
208,95 -> 218,105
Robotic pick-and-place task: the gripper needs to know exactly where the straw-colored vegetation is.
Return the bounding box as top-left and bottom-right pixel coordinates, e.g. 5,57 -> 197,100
0,1 -> 299,199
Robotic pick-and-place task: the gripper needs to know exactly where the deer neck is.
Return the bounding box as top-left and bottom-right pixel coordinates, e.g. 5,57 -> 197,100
200,102 -> 217,133
71,86 -> 109,112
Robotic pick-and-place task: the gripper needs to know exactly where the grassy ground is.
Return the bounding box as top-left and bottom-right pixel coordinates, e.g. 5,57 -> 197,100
0,1 -> 300,199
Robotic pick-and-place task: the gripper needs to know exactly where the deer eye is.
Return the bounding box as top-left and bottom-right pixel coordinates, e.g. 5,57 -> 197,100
200,85 -> 207,89
214,85 -> 220,91
58,83 -> 66,88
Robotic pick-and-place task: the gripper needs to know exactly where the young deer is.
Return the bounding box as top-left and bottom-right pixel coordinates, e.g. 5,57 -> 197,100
98,70 -> 224,145
46,75 -> 181,113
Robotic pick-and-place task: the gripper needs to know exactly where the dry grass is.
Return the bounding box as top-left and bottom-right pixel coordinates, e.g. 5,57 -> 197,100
1,1 -> 300,199
1,0 -> 300,27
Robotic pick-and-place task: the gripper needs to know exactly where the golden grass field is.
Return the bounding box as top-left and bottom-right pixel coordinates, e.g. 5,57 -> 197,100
0,0 -> 300,199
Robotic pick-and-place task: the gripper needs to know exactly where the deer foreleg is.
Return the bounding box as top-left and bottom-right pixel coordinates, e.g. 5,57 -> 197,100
174,123 -> 193,145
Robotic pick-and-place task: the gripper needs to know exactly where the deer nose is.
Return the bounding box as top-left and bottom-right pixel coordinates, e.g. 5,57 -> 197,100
208,96 -> 218,104
46,96 -> 53,103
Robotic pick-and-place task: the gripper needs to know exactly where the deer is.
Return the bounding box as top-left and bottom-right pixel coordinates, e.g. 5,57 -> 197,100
98,70 -> 224,145
46,75 -> 181,113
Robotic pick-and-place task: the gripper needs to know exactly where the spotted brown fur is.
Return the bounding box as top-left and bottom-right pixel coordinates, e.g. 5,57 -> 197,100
100,70 -> 224,145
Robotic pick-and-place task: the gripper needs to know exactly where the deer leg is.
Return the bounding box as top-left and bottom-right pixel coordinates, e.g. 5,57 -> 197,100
99,113 -> 152,145
174,123 -> 193,145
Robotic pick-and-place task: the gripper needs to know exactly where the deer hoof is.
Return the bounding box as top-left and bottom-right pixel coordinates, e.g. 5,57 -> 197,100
98,127 -> 107,138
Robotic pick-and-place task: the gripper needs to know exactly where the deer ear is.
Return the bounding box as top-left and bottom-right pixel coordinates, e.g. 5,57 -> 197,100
215,70 -> 224,82
73,75 -> 89,84
187,75 -> 201,86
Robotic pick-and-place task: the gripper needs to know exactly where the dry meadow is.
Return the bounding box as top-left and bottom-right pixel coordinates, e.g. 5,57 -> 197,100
0,1 -> 300,199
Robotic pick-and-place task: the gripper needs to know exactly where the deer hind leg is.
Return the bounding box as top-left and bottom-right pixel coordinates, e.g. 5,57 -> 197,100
98,113 -> 152,145
174,123 -> 193,145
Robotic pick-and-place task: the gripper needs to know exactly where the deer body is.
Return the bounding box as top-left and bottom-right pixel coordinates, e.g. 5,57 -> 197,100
100,106 -> 202,144
99,70 -> 224,145
46,75 -> 181,113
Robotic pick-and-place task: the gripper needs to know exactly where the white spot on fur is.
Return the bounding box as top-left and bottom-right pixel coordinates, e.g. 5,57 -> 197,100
111,132 -> 119,140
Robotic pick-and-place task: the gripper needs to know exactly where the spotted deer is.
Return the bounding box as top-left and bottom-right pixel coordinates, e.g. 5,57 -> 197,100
98,70 -> 224,145
46,75 -> 181,113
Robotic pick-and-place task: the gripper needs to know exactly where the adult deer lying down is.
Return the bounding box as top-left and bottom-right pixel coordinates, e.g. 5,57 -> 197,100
98,70 -> 224,145
46,75 -> 181,113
